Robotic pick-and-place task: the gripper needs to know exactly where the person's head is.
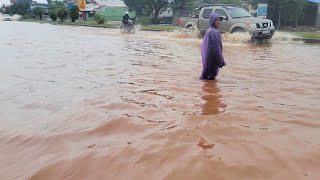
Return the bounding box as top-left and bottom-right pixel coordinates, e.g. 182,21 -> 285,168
125,11 -> 129,15
209,13 -> 223,28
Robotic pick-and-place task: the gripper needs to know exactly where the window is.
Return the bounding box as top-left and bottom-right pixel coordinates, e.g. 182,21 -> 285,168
225,7 -> 252,18
202,9 -> 213,19
215,9 -> 228,18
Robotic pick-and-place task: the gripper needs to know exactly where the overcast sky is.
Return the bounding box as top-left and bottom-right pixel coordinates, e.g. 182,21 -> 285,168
1,0 -> 48,5
1,0 -> 127,5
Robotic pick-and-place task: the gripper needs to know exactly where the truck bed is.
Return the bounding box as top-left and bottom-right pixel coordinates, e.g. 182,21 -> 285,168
178,17 -> 198,28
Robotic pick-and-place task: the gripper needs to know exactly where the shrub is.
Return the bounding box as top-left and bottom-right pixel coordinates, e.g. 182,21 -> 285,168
69,6 -> 79,22
55,6 -> 68,22
93,13 -> 106,24
49,12 -> 57,21
32,7 -> 45,20
137,16 -> 151,26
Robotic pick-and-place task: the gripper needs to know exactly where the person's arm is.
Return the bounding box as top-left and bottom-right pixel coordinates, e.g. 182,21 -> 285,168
212,31 -> 225,67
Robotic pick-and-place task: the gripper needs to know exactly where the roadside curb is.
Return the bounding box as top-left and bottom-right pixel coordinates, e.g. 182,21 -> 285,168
292,37 -> 320,43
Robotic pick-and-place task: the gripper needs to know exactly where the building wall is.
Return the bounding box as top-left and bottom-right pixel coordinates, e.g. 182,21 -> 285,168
98,6 -> 135,21
94,0 -> 126,6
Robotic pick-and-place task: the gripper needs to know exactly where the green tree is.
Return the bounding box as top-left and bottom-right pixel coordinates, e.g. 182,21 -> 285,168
7,1 -> 30,15
32,7 -> 45,20
123,0 -> 170,19
69,6 -> 79,22
93,13 -> 106,24
123,0 -> 151,17
266,0 -> 306,29
49,11 -> 57,21
55,5 -> 68,22
153,0 -> 170,19
49,1 -> 67,22
171,0 -> 195,11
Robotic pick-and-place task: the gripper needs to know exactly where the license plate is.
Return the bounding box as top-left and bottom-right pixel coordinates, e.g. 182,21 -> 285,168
262,30 -> 270,34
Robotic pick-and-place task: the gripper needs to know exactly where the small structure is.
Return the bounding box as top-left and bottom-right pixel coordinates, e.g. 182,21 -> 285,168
157,8 -> 173,24
95,0 -> 133,21
30,2 -> 49,10
30,2 -> 50,18
67,0 -> 104,20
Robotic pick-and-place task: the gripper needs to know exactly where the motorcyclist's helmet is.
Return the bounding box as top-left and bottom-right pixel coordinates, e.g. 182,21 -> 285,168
125,11 -> 129,14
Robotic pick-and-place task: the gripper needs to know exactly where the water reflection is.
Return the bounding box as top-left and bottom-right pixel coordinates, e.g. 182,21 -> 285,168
201,80 -> 226,115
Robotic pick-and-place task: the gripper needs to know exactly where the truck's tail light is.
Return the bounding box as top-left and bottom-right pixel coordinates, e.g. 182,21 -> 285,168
178,18 -> 181,26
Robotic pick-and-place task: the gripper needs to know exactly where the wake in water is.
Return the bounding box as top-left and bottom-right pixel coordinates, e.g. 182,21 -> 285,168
222,32 -> 251,44
170,27 -> 200,39
271,31 -> 298,41
168,28 -> 299,44
0,14 -> 21,21
12,14 -> 21,21
170,28 -> 251,44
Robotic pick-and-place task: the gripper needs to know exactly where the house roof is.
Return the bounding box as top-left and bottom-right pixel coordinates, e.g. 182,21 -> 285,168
94,0 -> 126,6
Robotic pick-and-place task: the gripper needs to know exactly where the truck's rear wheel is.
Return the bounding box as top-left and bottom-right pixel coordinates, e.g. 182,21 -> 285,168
185,24 -> 196,32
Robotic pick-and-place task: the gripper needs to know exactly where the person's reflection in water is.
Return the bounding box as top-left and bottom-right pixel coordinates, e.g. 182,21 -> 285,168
201,80 -> 227,115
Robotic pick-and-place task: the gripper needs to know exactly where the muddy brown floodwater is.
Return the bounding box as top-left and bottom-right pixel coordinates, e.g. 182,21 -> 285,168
0,21 -> 320,180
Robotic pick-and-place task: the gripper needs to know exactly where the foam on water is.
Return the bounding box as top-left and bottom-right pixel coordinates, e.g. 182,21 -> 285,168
271,31 -> 298,41
12,14 -> 21,21
222,32 -> 251,44
169,29 -> 251,44
170,28 -> 200,39
167,29 -> 299,45
0,14 -> 21,21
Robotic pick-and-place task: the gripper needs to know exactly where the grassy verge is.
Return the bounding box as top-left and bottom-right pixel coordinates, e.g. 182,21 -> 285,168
139,25 -> 179,32
292,32 -> 320,39
50,21 -> 119,28
20,18 -> 179,32
19,18 -> 119,28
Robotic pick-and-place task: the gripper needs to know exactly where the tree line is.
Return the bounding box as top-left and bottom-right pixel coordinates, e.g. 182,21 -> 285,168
123,0 -> 317,28
2,0 -> 79,22
2,0 -> 317,28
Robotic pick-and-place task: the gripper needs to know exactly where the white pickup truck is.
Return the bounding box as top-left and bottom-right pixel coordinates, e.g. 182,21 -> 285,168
178,4 -> 275,41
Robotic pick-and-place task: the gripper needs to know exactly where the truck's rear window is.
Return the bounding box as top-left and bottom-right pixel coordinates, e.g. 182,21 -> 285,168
226,7 -> 252,18
202,9 -> 213,19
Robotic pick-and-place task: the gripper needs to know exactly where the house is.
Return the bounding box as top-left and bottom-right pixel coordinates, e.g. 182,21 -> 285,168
95,0 -> 134,21
94,0 -> 125,6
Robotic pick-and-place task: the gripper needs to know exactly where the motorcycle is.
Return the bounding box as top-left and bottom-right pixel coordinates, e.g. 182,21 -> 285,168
120,17 -> 136,34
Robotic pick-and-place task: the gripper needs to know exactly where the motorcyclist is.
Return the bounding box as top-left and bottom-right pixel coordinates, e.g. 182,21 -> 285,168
122,12 -> 132,26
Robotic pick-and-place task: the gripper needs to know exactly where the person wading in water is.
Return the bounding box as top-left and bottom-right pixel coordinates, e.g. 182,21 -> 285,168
200,12 -> 226,80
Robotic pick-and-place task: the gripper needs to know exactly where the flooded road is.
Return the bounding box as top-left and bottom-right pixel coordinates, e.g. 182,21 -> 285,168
1,21 -> 320,180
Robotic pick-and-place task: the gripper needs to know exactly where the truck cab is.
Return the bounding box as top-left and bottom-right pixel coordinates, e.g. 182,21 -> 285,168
198,5 -> 275,39
179,4 -> 275,41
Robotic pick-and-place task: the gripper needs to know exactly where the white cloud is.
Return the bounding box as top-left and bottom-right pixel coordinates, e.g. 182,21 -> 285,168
1,0 -> 50,5
1,0 -> 11,5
